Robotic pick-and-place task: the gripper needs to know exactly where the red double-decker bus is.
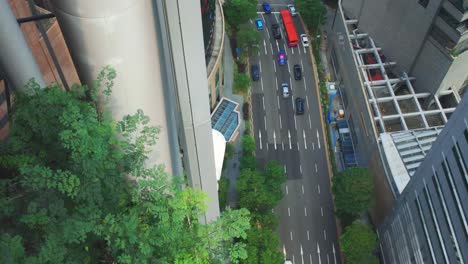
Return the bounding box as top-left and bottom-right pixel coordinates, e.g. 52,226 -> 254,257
280,10 -> 298,47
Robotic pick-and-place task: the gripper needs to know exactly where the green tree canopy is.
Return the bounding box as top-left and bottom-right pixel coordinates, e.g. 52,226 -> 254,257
237,24 -> 261,59
234,72 -> 251,94
223,0 -> 258,30
332,167 -> 373,220
241,228 -> 283,264
0,70 -> 251,264
295,0 -> 326,34
242,135 -> 256,155
340,222 -> 378,264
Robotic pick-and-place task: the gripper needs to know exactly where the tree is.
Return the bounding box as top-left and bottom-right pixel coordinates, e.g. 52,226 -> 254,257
242,135 -> 256,155
237,169 -> 278,213
0,70 -> 251,263
340,222 -> 379,264
223,0 -> 257,31
237,24 -> 261,58
234,72 -> 251,94
218,177 -> 230,210
295,0 -> 326,35
241,228 -> 283,264
240,154 -> 258,170
332,167 -> 373,221
263,161 -> 287,203
224,143 -> 235,162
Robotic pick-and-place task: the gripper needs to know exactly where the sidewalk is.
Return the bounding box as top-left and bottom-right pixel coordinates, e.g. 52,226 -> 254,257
220,34 -> 245,208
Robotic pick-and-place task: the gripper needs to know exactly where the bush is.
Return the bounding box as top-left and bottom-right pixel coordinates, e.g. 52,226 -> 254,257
240,153 -> 257,170
244,121 -> 251,135
242,135 -> 256,155
218,177 -> 230,211
224,143 -> 235,162
243,102 -> 250,120
340,222 -> 379,264
234,72 -> 251,94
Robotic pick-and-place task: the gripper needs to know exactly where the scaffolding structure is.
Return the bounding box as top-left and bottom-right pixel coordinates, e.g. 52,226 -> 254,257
344,20 -> 461,193
347,21 -> 460,135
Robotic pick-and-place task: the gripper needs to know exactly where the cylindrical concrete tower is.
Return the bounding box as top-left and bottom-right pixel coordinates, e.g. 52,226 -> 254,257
0,0 -> 45,90
50,0 -> 220,222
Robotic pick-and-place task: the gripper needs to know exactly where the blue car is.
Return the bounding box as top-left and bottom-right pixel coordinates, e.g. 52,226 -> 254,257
278,50 -> 287,65
262,2 -> 272,14
255,18 -> 264,30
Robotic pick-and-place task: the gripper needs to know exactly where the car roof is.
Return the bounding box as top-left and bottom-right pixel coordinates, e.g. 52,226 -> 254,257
279,50 -> 285,54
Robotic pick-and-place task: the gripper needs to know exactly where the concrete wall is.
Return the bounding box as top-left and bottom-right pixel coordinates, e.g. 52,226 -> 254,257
343,0 -> 441,73
411,38 -> 452,95
436,49 -> 468,96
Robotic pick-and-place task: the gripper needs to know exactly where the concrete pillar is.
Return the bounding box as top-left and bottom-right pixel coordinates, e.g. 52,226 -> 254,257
162,1 -> 221,223
49,0 -> 177,175
0,0 -> 45,90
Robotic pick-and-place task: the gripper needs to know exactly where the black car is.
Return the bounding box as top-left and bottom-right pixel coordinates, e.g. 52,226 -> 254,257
293,64 -> 302,80
251,65 -> 260,81
271,24 -> 281,39
295,97 -> 304,115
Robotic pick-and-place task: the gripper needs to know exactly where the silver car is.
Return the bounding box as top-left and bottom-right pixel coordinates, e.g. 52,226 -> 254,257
287,4 -> 297,16
282,83 -> 290,98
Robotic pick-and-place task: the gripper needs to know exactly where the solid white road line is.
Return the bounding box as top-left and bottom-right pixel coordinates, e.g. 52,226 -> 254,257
274,61 -> 277,73
303,130 -> 307,150
259,60 -> 262,72
276,40 -> 279,50
264,40 -> 267,54
288,130 -> 292,149
307,230 -> 310,240
267,143 -> 269,150
321,207 -> 324,216
327,254 -> 330,264
286,185 -> 289,195
313,142 -> 315,150
304,207 -> 307,216
290,76 -> 293,92
270,43 -> 273,54
306,96 -> 309,108
293,255 -> 295,264
273,130 -> 277,150
291,47 -> 294,54
304,77 -> 307,91
317,129 -> 321,149
294,115 -> 297,130
308,114 -> 312,129
333,244 -> 337,264
310,254 -> 313,264
317,243 -> 322,264
318,184 -> 321,194
290,231 -> 293,241
264,116 -> 267,130
287,62 -> 291,73
284,165 -> 287,173
301,60 -> 304,70
315,163 -> 318,173
300,165 -> 302,174
304,47 -> 307,54
298,45 -> 301,55
262,96 -> 265,110
279,115 -> 282,128
282,142 -> 285,150
277,95 -> 280,109
297,142 -> 299,150
324,230 -> 327,241
260,77 -> 264,91
259,131 -> 262,150
284,44 -> 288,55
288,207 -> 291,216
302,185 -> 305,194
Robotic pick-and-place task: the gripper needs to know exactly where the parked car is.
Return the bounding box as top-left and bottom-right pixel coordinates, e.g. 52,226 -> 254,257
255,18 -> 264,30
293,64 -> 302,80
295,97 -> 305,114
300,34 -> 309,47
278,50 -> 287,65
271,24 -> 281,39
282,83 -> 290,98
262,2 -> 272,14
287,4 -> 297,16
251,65 -> 260,81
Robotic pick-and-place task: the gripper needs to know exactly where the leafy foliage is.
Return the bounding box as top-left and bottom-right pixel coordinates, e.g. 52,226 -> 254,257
242,135 -> 256,156
218,177 -> 230,211
234,72 -> 251,94
223,0 -> 258,31
237,24 -> 261,59
340,222 -> 378,264
332,167 -> 373,220
295,0 -> 326,34
0,70 -> 250,263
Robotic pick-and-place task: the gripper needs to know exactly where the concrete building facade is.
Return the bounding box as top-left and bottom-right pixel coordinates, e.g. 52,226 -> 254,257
378,94 -> 468,263
342,0 -> 467,97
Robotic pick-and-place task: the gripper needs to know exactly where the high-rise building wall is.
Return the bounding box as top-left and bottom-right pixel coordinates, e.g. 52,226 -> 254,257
48,0 -> 220,222
342,0 -> 467,97
378,94 -> 468,263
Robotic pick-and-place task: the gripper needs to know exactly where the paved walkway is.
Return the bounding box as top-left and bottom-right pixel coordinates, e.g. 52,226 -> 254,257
220,35 -> 245,208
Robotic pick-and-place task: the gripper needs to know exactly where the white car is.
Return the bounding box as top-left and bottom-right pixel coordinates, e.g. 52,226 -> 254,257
300,34 -> 309,47
287,4 -> 297,16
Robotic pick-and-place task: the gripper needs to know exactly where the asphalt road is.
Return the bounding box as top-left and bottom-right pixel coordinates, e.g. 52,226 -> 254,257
250,3 -> 341,264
